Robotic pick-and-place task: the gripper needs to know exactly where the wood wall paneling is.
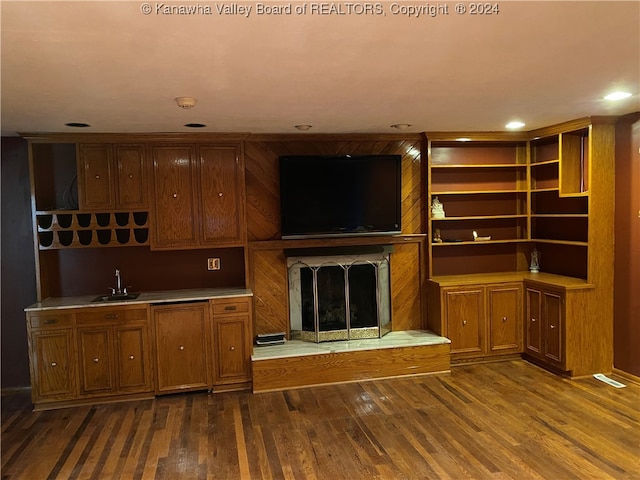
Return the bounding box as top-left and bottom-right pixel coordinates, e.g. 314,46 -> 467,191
614,115 -> 640,376
390,242 -> 422,331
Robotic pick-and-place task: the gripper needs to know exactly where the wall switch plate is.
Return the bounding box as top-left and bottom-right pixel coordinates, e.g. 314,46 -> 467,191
207,258 -> 221,271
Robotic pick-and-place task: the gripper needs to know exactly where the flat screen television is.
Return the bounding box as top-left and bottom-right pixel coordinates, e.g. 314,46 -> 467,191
279,154 -> 402,239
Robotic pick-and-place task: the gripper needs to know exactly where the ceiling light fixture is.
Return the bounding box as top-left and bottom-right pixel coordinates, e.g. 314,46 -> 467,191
184,123 -> 206,128
65,122 -> 91,128
604,91 -> 632,101
175,96 -> 198,109
505,121 -> 525,129
294,124 -> 312,131
391,123 -> 412,130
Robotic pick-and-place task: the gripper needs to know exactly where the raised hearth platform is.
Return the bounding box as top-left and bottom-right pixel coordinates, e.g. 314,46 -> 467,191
251,330 -> 451,393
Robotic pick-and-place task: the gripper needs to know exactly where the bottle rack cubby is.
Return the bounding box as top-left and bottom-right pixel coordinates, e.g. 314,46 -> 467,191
36,211 -> 149,250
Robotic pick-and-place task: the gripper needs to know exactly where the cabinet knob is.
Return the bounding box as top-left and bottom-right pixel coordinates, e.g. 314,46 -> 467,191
218,192 -> 223,197
50,362 -> 57,367
502,316 -> 508,322
531,318 -> 537,323
93,357 -> 100,363
173,193 -> 178,198
462,320 -> 467,326
550,324 -> 555,329
230,346 -> 235,351
129,355 -> 134,360
95,175 -> 100,179
179,345 -> 185,351
129,174 -> 134,179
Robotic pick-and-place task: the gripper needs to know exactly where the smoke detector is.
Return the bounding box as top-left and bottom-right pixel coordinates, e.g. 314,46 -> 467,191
175,97 -> 198,109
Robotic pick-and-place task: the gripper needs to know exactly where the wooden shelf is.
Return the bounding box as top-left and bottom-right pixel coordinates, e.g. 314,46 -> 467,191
531,214 -> 588,218
432,215 -> 527,221
431,189 -> 526,195
431,164 -> 527,169
531,239 -> 588,247
432,239 -> 528,246
530,159 -> 559,167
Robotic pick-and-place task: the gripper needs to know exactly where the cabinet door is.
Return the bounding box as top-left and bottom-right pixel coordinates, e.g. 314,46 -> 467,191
30,329 -> 76,401
115,324 -> 151,392
444,287 -> 484,355
214,315 -> 250,383
153,303 -> 210,393
488,284 -> 522,353
543,291 -> 564,365
115,144 -> 147,209
150,146 -> 199,248
525,288 -> 543,356
79,144 -> 115,209
198,145 -> 244,244
78,327 -> 114,394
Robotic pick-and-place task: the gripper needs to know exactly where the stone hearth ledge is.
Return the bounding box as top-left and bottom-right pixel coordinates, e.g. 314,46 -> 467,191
251,330 -> 450,361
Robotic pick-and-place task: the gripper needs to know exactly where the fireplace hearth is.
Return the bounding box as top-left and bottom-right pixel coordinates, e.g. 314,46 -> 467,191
287,250 -> 391,343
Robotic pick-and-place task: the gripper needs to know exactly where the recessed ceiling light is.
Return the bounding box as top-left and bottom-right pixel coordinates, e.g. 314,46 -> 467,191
184,123 -> 206,128
456,138 -> 472,142
604,91 -> 632,101
391,124 -> 412,130
294,125 -> 312,131
505,121 -> 525,129
65,122 -> 91,128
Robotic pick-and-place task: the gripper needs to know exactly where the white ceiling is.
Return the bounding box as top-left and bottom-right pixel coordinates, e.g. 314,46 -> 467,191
1,0 -> 639,136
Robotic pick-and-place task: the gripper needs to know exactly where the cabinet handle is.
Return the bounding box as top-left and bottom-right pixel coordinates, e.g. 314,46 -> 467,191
43,319 -> 58,325
50,362 -> 57,367
179,345 -> 185,351
105,314 -> 119,319
224,306 -> 237,311
129,355 -> 134,360
93,358 -> 100,363
502,316 -> 508,322
230,346 -> 235,351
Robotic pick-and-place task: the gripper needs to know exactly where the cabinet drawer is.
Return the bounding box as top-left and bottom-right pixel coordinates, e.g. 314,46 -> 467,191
211,299 -> 249,316
77,308 -> 147,325
29,313 -> 74,329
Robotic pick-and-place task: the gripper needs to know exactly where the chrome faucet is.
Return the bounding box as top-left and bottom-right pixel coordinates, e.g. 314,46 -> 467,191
110,268 -> 128,296
115,269 -> 123,295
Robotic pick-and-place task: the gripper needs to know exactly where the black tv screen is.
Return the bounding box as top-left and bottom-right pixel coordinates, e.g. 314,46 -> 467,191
279,155 -> 402,239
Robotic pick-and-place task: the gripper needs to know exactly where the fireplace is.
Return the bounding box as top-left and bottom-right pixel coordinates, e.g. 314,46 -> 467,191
286,247 -> 392,343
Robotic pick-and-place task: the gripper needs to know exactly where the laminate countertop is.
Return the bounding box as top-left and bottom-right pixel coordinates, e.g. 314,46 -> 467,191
24,288 -> 253,312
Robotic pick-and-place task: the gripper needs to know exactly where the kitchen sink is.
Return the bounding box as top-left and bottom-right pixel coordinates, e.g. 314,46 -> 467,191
91,293 -> 140,303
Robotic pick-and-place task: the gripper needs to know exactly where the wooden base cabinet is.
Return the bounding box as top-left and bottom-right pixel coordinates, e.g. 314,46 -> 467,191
525,284 -> 565,370
211,297 -> 252,390
28,313 -> 77,403
429,280 -> 523,361
76,307 -> 153,397
152,302 -> 212,394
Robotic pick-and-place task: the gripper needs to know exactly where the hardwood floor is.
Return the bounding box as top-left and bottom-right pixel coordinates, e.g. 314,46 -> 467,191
2,360 -> 639,479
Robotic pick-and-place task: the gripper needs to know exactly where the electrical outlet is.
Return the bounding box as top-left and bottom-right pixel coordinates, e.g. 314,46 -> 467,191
207,258 -> 221,271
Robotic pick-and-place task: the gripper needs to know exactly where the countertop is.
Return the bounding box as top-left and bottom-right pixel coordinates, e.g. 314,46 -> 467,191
24,288 -> 253,312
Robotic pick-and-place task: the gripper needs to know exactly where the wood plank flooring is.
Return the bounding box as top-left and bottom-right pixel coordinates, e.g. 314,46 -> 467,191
2,360 -> 639,479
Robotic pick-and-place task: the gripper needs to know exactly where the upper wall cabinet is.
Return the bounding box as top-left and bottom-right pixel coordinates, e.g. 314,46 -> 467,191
78,144 -> 148,210
149,144 -> 246,250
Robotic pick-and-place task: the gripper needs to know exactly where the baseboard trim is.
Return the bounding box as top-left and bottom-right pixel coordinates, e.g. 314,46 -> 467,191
612,368 -> 640,386
0,386 -> 31,397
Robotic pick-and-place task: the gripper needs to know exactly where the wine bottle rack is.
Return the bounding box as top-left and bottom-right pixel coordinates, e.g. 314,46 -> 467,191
35,210 -> 149,250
